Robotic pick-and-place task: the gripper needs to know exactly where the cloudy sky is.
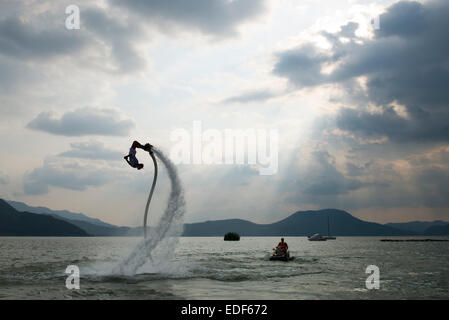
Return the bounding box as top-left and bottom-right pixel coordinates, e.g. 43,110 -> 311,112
1,0 -> 448,227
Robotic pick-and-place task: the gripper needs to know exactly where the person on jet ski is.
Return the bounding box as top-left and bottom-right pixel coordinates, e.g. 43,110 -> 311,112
124,140 -> 153,170
276,238 -> 289,256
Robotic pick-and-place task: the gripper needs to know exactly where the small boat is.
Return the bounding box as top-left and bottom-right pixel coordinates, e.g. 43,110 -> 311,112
269,248 -> 294,261
308,233 -> 327,241
308,215 -> 337,241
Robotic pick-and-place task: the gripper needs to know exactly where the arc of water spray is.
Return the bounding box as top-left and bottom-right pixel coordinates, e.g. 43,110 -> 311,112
113,147 -> 185,275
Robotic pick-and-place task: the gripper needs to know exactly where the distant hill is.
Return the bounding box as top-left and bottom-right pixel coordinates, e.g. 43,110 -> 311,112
425,223 -> 449,236
0,199 -> 89,236
183,209 -> 416,236
4,199 -> 150,237
48,215 -> 150,236
47,215 -> 134,236
385,221 -> 449,234
7,200 -> 115,228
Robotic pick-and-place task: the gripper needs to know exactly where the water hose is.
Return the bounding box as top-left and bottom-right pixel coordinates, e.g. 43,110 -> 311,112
143,150 -> 158,241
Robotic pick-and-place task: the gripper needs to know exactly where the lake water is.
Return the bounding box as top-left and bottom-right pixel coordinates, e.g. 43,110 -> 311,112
0,236 -> 448,299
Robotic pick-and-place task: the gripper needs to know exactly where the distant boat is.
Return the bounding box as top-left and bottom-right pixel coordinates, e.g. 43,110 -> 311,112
308,233 -> 327,241
308,215 -> 337,241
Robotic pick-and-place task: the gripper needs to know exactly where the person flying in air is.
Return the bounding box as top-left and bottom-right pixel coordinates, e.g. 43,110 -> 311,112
124,140 -> 153,170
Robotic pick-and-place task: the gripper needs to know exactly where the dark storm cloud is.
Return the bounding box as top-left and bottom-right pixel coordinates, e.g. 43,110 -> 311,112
58,141 -> 123,161
274,44 -> 330,87
0,4 -> 147,75
109,0 -> 267,37
0,12 -> 86,93
0,17 -> 87,60
81,8 -> 146,73
336,106 -> 449,143
23,160 -> 115,195
26,107 -> 135,137
338,22 -> 359,39
345,162 -> 370,177
299,150 -> 368,196
282,150 -> 371,203
1,0 -> 265,85
274,0 -> 449,143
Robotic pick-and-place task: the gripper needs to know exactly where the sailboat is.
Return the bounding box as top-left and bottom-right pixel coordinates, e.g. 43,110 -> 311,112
308,233 -> 327,241
323,215 -> 336,240
308,215 -> 337,241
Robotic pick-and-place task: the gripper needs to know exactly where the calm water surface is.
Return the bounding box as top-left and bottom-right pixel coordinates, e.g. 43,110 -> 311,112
0,236 -> 448,299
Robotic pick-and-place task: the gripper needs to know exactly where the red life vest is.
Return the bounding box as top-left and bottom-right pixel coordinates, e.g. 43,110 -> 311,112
278,242 -> 287,248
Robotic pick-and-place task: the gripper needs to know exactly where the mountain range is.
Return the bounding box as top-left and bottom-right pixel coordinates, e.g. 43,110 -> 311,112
183,209 -> 416,237
0,199 -> 88,236
385,221 -> 449,233
2,199 -> 449,237
7,200 -> 116,228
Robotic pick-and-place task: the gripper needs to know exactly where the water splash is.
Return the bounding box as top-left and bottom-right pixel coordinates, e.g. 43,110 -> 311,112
112,148 -> 186,276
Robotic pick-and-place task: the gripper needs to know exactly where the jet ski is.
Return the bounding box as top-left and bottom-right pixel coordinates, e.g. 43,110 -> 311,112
269,247 -> 294,261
